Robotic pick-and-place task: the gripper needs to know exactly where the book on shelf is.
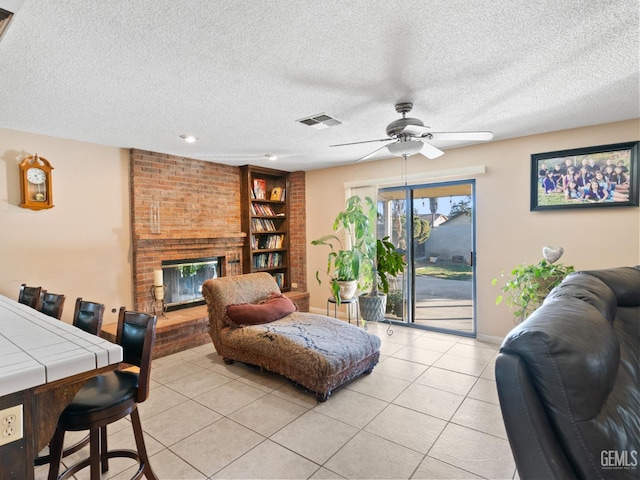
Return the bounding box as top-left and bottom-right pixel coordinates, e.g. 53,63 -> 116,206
251,218 -> 277,232
252,252 -> 284,269
252,203 -> 276,216
255,234 -> 284,250
270,187 -> 284,201
253,178 -> 267,199
273,234 -> 284,248
272,272 -> 284,288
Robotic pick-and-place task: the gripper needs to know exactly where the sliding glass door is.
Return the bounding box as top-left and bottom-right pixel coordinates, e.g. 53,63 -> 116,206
377,180 -> 476,336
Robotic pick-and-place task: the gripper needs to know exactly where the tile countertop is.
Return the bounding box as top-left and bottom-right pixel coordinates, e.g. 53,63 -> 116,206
0,295 -> 123,397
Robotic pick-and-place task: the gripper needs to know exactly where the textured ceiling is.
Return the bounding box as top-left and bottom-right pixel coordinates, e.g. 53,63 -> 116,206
0,0 -> 638,171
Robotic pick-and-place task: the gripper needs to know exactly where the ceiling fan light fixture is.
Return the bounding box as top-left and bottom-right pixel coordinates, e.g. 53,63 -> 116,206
387,139 -> 423,157
265,154 -> 277,161
333,102 -> 490,162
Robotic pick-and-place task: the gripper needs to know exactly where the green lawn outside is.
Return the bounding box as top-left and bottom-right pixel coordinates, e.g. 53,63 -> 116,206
415,261 -> 473,281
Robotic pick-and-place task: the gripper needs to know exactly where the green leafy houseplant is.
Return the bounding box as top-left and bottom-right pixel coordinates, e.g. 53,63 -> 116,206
370,237 -> 405,296
311,195 -> 374,304
493,259 -> 574,323
359,235 -> 406,322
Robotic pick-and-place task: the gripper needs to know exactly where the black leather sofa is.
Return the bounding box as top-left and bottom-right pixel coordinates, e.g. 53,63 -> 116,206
496,266 -> 639,480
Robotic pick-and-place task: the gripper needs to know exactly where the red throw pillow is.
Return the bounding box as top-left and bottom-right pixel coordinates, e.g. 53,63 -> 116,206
225,294 -> 297,326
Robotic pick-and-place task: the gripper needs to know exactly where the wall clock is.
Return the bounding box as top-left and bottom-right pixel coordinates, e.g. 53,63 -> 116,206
19,154 -> 54,210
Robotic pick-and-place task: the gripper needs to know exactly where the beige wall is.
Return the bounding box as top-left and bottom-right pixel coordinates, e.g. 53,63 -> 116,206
0,128 -> 132,325
1,120 -> 638,333
306,119 -> 640,340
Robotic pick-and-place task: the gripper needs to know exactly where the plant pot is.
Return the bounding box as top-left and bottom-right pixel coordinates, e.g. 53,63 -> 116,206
359,292 -> 386,322
335,280 -> 357,300
429,256 -> 439,263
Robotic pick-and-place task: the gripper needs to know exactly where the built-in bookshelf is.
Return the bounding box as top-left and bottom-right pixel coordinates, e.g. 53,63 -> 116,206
240,165 -> 290,291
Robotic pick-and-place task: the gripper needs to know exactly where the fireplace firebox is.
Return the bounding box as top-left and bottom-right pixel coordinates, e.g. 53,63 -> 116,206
161,257 -> 221,311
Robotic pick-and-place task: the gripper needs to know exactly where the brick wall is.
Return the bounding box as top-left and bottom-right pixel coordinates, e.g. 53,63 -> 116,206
130,149 -> 306,312
289,171 -> 307,292
131,149 -> 241,238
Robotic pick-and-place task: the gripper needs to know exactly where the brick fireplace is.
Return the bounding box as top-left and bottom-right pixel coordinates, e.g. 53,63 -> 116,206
129,150 -> 248,311
133,236 -> 244,313
120,149 -> 307,357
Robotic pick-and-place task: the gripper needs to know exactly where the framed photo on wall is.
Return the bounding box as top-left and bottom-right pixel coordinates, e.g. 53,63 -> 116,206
531,141 -> 639,211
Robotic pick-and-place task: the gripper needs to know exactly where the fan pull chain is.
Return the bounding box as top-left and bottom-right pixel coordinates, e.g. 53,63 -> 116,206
402,154 -> 408,185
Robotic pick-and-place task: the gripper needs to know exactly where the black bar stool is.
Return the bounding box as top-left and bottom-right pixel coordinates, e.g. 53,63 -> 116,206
18,283 -> 43,309
47,307 -> 158,480
39,292 -> 66,319
72,297 -> 106,336
35,298 -> 106,467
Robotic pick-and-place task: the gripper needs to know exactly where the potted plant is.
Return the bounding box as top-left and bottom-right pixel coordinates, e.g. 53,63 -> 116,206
385,288 -> 404,317
359,236 -> 406,322
311,196 -> 374,305
493,258 -> 574,323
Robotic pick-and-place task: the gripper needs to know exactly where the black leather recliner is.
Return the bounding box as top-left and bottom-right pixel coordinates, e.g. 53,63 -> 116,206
496,266 -> 640,480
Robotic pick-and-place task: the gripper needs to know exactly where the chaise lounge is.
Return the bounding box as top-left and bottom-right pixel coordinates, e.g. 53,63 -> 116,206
202,272 -> 381,401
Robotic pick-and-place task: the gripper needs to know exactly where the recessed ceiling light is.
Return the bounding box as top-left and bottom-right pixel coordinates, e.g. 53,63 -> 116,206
265,154 -> 277,161
180,134 -> 197,143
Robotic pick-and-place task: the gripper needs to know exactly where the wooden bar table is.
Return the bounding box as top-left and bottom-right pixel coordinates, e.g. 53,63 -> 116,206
0,295 -> 122,480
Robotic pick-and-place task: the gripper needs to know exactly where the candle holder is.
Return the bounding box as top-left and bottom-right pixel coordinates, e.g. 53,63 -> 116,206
151,284 -> 167,317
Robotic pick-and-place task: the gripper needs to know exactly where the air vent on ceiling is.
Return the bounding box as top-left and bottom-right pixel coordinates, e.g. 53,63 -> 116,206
0,8 -> 14,40
296,113 -> 342,130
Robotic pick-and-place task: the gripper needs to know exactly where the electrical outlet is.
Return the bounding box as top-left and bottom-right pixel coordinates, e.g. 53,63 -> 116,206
0,404 -> 23,446
291,282 -> 298,288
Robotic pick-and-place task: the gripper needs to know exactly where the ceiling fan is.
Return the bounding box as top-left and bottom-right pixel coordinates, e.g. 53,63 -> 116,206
330,102 -> 493,161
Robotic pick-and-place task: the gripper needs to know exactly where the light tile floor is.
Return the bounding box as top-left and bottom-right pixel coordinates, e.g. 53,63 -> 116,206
35,321 -> 517,480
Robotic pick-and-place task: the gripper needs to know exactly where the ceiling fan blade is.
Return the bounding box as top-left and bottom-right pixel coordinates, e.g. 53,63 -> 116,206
330,138 -> 391,147
355,143 -> 393,162
423,131 -> 494,141
419,140 -> 445,159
